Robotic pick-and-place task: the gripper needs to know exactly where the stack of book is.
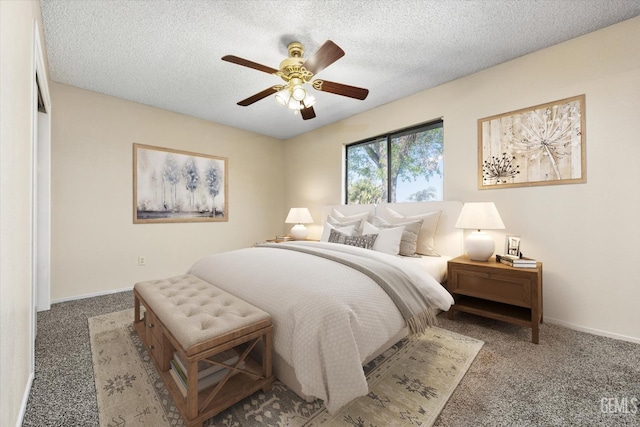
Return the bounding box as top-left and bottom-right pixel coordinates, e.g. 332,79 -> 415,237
496,254 -> 537,268
275,235 -> 293,241
169,349 -> 245,397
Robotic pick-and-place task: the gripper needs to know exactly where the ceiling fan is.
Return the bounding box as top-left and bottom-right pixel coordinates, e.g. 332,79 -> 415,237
221,40 -> 369,120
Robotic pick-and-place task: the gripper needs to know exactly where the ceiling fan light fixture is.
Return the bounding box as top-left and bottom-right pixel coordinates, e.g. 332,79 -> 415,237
225,40 -> 366,120
275,87 -> 291,106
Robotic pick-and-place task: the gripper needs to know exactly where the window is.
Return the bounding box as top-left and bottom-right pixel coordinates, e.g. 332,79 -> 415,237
345,120 -> 443,204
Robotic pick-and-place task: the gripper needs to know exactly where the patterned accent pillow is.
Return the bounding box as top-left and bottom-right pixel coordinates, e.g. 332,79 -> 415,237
372,216 -> 423,257
328,228 -> 349,244
344,234 -> 378,250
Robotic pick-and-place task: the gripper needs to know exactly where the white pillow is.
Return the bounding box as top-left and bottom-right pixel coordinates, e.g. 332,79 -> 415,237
320,223 -> 357,242
363,222 -> 405,256
372,217 -> 423,257
384,207 -> 442,256
326,215 -> 363,234
331,209 -> 371,221
330,210 -> 370,233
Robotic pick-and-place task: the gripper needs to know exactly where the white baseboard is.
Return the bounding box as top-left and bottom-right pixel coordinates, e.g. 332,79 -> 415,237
545,316 -> 640,344
51,286 -> 133,305
16,372 -> 34,427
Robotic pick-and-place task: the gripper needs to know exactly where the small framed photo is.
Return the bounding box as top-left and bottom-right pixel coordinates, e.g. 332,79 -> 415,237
505,235 -> 521,257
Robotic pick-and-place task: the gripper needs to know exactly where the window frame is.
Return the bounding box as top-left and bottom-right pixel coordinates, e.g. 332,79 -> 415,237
344,119 -> 444,204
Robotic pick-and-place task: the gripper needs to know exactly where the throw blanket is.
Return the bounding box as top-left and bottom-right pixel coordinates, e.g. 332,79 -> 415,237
257,243 -> 436,335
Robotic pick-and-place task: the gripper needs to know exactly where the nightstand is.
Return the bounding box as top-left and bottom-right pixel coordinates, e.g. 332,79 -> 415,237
446,255 -> 543,343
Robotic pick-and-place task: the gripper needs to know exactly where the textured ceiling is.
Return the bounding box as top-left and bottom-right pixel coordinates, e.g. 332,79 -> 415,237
40,0 -> 640,140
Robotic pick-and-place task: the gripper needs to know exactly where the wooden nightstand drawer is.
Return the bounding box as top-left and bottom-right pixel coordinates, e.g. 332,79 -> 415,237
450,268 -> 531,308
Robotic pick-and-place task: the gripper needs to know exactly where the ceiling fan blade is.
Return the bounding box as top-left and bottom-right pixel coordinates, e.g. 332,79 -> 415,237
221,55 -> 279,75
302,40 -> 345,75
313,80 -> 369,100
237,87 -> 278,106
300,106 -> 316,120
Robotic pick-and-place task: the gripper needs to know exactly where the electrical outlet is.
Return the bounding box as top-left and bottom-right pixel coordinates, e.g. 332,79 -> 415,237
138,256 -> 146,266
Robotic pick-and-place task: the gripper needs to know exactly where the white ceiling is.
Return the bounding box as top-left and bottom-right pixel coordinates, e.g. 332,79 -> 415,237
40,0 -> 640,140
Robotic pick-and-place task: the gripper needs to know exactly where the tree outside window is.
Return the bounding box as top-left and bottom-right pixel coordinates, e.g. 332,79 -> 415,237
345,121 -> 443,204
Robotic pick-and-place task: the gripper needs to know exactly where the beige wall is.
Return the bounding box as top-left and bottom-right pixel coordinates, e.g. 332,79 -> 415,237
50,83 -> 285,301
284,17 -> 640,342
0,2 -> 47,426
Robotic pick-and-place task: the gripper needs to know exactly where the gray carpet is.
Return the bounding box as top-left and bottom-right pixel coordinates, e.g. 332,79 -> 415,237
23,291 -> 640,426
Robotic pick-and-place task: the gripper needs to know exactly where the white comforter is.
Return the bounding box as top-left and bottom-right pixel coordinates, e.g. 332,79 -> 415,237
188,241 -> 454,413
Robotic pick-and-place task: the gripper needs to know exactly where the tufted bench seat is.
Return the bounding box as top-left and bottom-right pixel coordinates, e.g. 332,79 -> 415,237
133,274 -> 273,427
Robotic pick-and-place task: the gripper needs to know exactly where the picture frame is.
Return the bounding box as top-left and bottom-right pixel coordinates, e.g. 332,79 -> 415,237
478,94 -> 586,189
505,235 -> 521,257
133,143 -> 228,223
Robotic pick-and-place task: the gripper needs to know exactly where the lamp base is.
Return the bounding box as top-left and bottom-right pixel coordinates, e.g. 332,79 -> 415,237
290,224 -> 308,240
465,230 -> 495,261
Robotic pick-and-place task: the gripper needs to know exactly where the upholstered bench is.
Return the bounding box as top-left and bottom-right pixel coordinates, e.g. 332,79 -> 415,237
133,274 -> 274,427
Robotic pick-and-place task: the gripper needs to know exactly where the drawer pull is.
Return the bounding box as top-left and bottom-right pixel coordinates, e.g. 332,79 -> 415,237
150,345 -> 155,351
149,323 -> 154,328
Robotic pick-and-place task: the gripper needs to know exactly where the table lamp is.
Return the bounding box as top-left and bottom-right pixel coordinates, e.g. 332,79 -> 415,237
455,202 -> 505,261
285,207 -> 313,240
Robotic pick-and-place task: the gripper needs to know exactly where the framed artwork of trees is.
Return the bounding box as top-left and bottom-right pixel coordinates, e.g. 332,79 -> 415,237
478,95 -> 586,189
133,143 -> 227,223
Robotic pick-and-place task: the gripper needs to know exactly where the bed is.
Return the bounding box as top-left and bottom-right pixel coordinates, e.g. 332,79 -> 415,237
187,201 -> 463,413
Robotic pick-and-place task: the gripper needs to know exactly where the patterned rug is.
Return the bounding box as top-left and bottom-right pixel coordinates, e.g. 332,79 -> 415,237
89,309 -> 483,427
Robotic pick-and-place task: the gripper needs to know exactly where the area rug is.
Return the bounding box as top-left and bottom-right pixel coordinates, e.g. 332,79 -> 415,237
89,309 -> 483,427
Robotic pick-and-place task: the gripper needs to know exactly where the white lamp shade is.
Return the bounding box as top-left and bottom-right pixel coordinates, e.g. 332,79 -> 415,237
285,208 -> 313,224
455,202 -> 505,230
455,202 -> 505,261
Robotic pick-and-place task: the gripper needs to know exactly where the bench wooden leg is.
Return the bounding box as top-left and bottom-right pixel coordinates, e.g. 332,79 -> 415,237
186,359 -> 199,421
134,294 -> 140,323
262,329 -> 273,393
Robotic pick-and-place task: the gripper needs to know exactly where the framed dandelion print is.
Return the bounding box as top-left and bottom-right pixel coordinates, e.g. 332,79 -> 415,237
478,95 -> 586,189
133,143 -> 228,223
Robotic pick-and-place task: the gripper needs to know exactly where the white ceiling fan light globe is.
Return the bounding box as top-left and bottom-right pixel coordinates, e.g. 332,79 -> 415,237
274,88 -> 290,105
302,93 -> 316,108
291,85 -> 306,101
287,97 -> 302,110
